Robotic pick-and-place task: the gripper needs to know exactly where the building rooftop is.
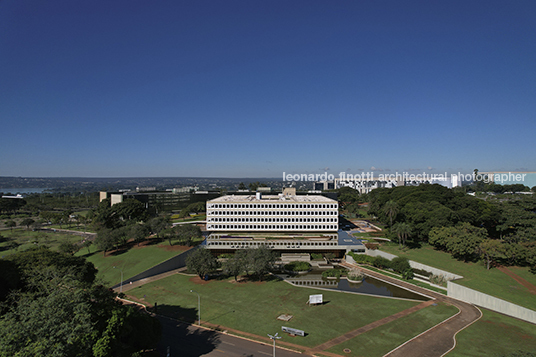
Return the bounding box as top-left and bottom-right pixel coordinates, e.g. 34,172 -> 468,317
209,194 -> 336,203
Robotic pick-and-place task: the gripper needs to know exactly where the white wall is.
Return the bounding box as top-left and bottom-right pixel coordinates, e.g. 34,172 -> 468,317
366,249 -> 463,280
448,281 -> 536,324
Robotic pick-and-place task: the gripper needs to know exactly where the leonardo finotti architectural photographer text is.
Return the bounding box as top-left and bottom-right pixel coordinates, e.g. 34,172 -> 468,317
282,171 -> 528,183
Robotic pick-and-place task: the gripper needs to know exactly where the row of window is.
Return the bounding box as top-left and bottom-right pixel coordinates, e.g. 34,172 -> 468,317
207,224 -> 337,230
208,210 -> 337,216
206,241 -> 339,247
208,233 -> 338,240
208,203 -> 337,209
208,217 -> 337,223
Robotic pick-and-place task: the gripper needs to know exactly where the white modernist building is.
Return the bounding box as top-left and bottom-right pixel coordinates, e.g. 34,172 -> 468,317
205,188 -> 365,256
206,189 -> 338,233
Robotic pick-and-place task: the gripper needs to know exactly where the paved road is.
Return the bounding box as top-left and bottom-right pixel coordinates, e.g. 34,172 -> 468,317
157,315 -> 304,357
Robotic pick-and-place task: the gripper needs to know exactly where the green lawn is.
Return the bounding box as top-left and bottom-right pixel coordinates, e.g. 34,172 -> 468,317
0,228 -> 82,258
77,242 -> 189,286
127,274 -> 422,348
448,308 -> 536,356
379,244 -> 536,311
327,302 -> 458,357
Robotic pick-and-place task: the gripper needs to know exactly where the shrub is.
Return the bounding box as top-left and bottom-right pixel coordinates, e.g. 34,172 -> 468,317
322,269 -> 343,278
311,253 -> 323,260
391,257 -> 411,274
347,270 -> 364,281
402,268 -> 414,280
372,256 -> 391,269
350,253 -> 375,264
430,274 -> 447,286
284,261 -> 311,272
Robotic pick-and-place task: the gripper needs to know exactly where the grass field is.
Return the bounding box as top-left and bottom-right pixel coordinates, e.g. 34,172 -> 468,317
327,302 -> 458,357
126,274 -> 427,348
0,228 -> 82,258
77,241 -> 189,286
379,244 -> 536,311
448,308 -> 536,356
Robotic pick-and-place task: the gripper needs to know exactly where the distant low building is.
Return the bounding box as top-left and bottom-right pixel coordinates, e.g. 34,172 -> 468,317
99,190 -> 220,210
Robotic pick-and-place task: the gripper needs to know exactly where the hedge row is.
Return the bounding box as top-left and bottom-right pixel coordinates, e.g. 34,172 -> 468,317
348,252 -> 414,279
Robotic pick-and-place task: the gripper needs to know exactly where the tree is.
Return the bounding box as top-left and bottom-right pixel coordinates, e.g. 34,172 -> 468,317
186,248 -> 219,279
95,229 -> 118,256
0,249 -> 161,357
479,239 -> 505,270
149,216 -> 171,239
238,182 -> 247,190
82,239 -> 93,254
429,226 -> 448,250
430,223 -> 488,262
178,202 -> 206,218
112,199 -> 147,223
392,222 -> 412,248
4,220 -> 16,231
222,253 -> 245,281
0,268 -> 96,357
58,241 -> 79,255
174,224 -> 202,246
20,218 -> 35,231
383,200 -> 398,228
391,257 -> 411,274
249,246 -> 276,280
129,223 -> 150,247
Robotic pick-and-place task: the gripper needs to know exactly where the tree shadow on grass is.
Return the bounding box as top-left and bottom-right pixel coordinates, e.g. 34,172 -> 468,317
155,307 -> 220,357
109,248 -> 128,256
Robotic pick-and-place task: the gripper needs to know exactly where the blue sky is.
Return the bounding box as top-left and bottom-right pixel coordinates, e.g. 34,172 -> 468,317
1,0 -> 535,178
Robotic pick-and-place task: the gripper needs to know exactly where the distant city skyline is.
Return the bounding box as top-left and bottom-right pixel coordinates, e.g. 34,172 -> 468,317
1,1 -> 535,178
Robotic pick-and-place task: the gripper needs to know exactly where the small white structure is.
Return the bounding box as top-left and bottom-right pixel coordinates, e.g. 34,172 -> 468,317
308,294 -> 323,305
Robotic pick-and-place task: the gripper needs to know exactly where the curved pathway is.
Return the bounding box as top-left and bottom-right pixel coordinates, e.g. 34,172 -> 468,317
340,263 -> 482,357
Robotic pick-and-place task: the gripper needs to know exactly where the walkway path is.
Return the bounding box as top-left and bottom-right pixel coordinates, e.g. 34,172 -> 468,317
498,266 -> 536,295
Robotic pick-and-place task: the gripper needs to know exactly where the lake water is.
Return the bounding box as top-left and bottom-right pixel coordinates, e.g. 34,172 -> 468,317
281,270 -> 429,301
0,188 -> 51,194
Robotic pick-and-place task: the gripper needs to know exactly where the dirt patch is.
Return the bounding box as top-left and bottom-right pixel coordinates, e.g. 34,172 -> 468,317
125,294 -> 152,307
189,276 -> 212,285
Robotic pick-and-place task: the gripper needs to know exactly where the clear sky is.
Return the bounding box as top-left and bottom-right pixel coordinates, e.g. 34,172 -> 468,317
1,0 -> 535,178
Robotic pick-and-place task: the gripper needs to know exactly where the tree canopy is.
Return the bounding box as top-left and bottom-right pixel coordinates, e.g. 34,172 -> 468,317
0,248 -> 161,356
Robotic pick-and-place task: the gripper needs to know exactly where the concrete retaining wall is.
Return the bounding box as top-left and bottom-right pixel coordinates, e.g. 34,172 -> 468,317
366,249 -> 398,260
409,261 -> 463,281
367,249 -> 536,324
366,249 -> 463,281
448,281 -> 536,324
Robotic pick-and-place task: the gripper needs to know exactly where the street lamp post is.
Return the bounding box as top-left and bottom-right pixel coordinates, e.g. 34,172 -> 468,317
267,332 -> 281,357
190,290 -> 200,325
113,266 -> 123,293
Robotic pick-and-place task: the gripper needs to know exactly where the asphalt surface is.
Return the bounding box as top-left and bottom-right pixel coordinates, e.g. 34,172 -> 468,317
157,315 -> 304,357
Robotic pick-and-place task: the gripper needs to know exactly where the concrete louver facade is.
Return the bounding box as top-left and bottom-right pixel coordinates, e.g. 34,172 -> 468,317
206,193 -> 338,232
